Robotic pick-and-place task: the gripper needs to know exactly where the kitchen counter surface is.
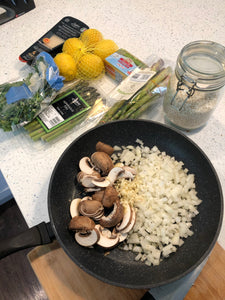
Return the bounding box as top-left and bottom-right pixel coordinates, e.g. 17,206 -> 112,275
0,0 -> 224,249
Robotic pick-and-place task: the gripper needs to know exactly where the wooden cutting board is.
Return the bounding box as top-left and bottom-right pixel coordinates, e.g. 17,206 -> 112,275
27,241 -> 225,300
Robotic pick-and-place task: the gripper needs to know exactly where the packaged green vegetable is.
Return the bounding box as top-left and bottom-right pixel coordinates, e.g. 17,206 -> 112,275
98,58 -> 172,124
0,52 -> 64,131
23,80 -> 108,143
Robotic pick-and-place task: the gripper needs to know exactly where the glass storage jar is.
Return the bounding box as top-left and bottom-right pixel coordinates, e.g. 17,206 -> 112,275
163,40 -> 225,130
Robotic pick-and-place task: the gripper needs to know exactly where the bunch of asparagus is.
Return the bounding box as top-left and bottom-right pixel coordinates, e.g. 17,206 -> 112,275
24,81 -> 102,142
98,63 -> 172,124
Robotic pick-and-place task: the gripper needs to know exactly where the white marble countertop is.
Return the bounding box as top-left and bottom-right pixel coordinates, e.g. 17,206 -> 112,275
0,0 -> 224,249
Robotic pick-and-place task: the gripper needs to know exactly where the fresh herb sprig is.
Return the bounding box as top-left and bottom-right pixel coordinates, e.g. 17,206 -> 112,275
0,57 -> 57,131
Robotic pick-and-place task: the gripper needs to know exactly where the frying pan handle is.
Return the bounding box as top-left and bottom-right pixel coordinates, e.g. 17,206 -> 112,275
0,222 -> 55,259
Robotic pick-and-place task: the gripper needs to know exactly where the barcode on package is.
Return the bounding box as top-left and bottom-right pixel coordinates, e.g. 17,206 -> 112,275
131,72 -> 154,82
38,91 -> 90,132
39,106 -> 64,129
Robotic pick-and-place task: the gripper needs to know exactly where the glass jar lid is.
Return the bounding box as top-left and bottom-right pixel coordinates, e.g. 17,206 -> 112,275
175,40 -> 225,91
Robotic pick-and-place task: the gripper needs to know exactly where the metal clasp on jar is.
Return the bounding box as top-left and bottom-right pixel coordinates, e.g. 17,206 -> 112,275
170,75 -> 197,111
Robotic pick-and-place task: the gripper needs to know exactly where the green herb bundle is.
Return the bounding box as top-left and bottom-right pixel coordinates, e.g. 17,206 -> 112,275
0,55 -> 61,131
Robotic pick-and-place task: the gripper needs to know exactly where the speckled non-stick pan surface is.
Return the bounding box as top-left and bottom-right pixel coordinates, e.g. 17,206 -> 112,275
48,120 -> 223,289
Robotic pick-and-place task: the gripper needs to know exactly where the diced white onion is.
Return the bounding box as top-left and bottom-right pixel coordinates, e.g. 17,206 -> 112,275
112,141 -> 202,266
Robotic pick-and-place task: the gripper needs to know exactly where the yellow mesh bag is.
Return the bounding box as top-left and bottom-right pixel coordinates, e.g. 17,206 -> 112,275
54,53 -> 77,81
93,39 -> 119,60
56,29 -> 118,81
76,54 -> 105,80
62,38 -> 86,63
80,28 -> 103,48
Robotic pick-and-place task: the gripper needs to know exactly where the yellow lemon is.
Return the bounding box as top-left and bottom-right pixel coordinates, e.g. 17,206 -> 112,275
62,38 -> 86,63
76,53 -> 104,79
54,53 -> 77,81
94,39 -> 119,60
80,29 -> 103,48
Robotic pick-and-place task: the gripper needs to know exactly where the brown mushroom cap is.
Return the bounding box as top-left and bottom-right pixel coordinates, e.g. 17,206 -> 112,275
92,190 -> 105,202
96,141 -> 114,156
91,152 -> 114,176
77,171 -> 101,188
102,186 -> 119,208
78,200 -> 104,217
68,216 -> 95,232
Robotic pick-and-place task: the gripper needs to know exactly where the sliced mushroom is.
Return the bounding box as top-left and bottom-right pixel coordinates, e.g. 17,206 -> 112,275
80,196 -> 93,202
93,211 -> 104,221
118,232 -> 128,242
75,228 -> 100,247
102,186 -> 119,208
95,225 -> 120,249
68,216 -> 95,233
117,166 -> 136,180
118,207 -> 136,234
116,204 -> 132,232
78,199 -> 104,220
79,157 -> 94,174
107,167 -> 124,184
96,141 -> 114,156
77,171 -> 101,188
99,200 -> 124,228
112,228 -> 128,242
70,198 -> 81,218
84,187 -> 102,193
122,166 -> 137,175
92,167 -> 124,188
91,152 -> 114,176
92,177 -> 111,188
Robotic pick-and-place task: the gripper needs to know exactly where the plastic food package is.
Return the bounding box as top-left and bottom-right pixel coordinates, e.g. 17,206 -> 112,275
2,50 -> 171,151
0,52 -> 64,131
22,79 -> 110,143
98,57 -> 172,124
22,55 -> 172,146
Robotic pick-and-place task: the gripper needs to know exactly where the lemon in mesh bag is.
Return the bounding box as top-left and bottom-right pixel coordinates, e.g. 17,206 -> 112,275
80,28 -> 103,48
54,53 -> 77,81
62,38 -> 86,63
76,53 -> 104,79
94,39 -> 119,60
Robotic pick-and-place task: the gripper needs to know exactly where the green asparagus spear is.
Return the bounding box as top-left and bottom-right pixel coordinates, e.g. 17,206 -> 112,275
29,127 -> 45,138
98,100 -> 126,124
113,61 -> 166,120
23,119 -> 40,130
118,66 -> 171,119
25,122 -> 42,132
31,130 -> 46,141
129,67 -> 170,104
98,60 -> 165,123
110,101 -> 129,120
121,94 -> 151,119
127,94 -> 160,119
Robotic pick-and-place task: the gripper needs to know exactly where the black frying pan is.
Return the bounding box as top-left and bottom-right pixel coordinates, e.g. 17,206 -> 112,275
0,120 -> 223,289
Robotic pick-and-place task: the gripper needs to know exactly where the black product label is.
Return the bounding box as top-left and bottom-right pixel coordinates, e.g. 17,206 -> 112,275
19,16 -> 89,63
38,91 -> 90,132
